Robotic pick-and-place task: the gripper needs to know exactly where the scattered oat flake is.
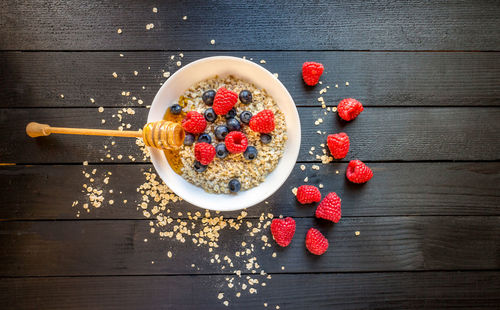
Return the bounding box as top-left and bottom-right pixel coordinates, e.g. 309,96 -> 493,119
223,301 -> 229,306
152,7 -> 158,13
210,39 -> 215,45
109,200 -> 114,205
312,165 -> 320,170
163,72 -> 171,78
319,183 -> 324,188
183,15 -> 187,20
335,84 -> 339,88
112,72 -> 118,78
119,53 -> 124,57
133,71 -> 138,76
355,231 -> 360,236
98,107 -> 104,113
90,98 -> 95,103
217,293 -> 224,300
176,61 -> 181,67
117,28 -> 122,34
260,60 -> 266,64
146,23 -> 154,30
300,164 -> 306,171
346,81 -> 350,86
292,187 -> 298,195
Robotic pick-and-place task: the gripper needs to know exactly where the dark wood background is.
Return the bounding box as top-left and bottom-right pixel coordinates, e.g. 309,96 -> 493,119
1,0 -> 499,309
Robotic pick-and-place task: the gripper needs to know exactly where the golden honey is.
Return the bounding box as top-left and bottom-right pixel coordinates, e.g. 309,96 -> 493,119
162,106 -> 186,175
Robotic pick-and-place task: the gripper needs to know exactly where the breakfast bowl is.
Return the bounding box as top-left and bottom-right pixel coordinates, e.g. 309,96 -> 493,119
148,56 -> 301,211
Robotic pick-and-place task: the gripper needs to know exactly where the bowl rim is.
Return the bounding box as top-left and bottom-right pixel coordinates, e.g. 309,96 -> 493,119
147,55 -> 301,211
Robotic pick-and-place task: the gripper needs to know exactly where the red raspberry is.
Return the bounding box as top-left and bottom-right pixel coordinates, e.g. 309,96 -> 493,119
213,87 -> 238,115
270,217 -> 296,247
296,185 -> 321,204
315,192 -> 341,223
337,98 -> 363,121
305,228 -> 328,255
327,133 -> 350,159
249,109 -> 275,133
346,160 -> 373,183
302,62 -> 324,86
224,131 -> 248,153
182,111 -> 206,134
194,142 -> 215,165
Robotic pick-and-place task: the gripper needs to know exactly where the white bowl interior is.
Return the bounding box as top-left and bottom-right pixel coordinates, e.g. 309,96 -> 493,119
148,56 -> 301,211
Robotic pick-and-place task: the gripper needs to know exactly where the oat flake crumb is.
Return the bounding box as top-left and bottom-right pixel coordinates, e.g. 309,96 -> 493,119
183,16 -> 187,20
223,301 -> 229,306
260,59 -> 266,64
355,231 -> 360,236
98,107 -> 104,113
346,81 -> 350,86
210,39 -> 215,45
319,183 -> 324,188
83,161 -> 88,166
117,28 -> 122,34
312,165 -> 320,170
176,61 -> 181,67
112,72 -> 118,78
152,7 -> 158,13
217,293 -> 224,300
300,164 -> 306,171
292,187 -> 298,196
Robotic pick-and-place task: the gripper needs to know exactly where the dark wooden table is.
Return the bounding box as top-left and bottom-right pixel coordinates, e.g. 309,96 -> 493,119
1,1 -> 499,309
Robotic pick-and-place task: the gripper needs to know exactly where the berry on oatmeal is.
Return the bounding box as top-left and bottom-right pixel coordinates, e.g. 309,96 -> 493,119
214,125 -> 229,140
193,160 -> 207,173
249,109 -> 275,133
327,133 -> 350,159
315,192 -> 341,223
204,108 -> 217,122
296,185 -> 321,204
305,228 -> 328,255
184,133 -> 195,146
302,62 -> 324,86
226,118 -> 241,131
337,98 -> 363,121
225,131 -> 248,153
213,87 -> 238,115
239,90 -> 253,104
228,179 -> 241,192
194,142 -> 216,165
170,104 -> 182,115
202,89 -> 216,106
239,111 -> 253,124
346,160 -> 373,183
225,108 -> 237,119
243,146 -> 258,160
197,133 -> 212,144
182,111 -> 207,134
270,217 -> 296,247
215,143 -> 229,159
260,134 -> 272,144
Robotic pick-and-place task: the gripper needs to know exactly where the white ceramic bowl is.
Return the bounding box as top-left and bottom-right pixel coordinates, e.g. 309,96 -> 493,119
148,56 -> 301,211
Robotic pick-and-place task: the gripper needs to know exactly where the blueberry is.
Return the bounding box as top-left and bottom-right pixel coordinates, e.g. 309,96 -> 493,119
214,125 -> 229,140
239,90 -> 252,104
184,133 -> 195,146
260,134 -> 272,144
197,133 -> 212,144
170,104 -> 182,115
228,179 -> 241,192
225,108 -> 237,119
226,118 -> 241,131
243,146 -> 258,160
194,160 -> 207,173
215,143 -> 228,159
204,108 -> 217,122
239,111 -> 253,124
202,90 -> 216,106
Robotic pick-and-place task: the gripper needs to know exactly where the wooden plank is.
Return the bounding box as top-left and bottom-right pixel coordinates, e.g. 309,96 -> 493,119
1,107 -> 499,163
0,217 -> 498,276
1,163 -> 499,220
1,51 -> 499,108
1,272 -> 499,309
1,0 -> 499,51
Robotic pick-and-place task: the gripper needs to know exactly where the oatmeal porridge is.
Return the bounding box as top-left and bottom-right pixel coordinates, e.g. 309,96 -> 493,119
163,75 -> 287,194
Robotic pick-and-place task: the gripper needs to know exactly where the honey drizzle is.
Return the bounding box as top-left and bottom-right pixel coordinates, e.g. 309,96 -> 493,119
163,107 -> 186,175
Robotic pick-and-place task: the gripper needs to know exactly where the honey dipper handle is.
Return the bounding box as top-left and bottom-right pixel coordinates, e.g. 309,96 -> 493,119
26,122 -> 143,138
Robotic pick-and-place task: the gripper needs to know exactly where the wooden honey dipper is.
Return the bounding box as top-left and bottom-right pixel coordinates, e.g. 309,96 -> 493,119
26,120 -> 185,150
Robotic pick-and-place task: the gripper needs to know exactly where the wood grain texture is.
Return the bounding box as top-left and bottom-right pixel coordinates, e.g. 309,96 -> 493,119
1,272 -> 499,309
1,0 -> 499,51
1,51 -> 499,108
1,162 -> 499,220
1,107 -> 499,163
0,217 -> 498,276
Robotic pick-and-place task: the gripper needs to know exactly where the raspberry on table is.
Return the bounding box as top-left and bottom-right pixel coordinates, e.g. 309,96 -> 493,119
182,111 -> 207,134
249,109 -> 275,133
327,133 -> 350,159
296,185 -> 321,204
315,192 -> 341,223
305,228 -> 328,255
224,131 -> 248,153
271,217 -> 296,247
346,160 -> 373,183
194,142 -> 216,166
213,87 -> 238,115
302,62 -> 324,86
337,98 -> 363,121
